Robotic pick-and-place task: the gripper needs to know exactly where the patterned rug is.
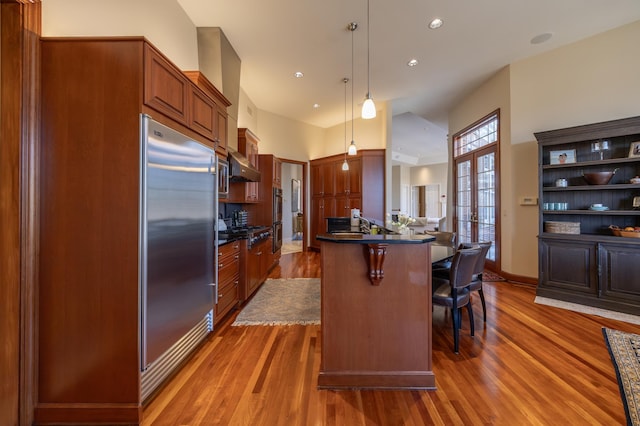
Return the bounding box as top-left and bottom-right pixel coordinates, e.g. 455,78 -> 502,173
482,270 -> 505,282
232,278 -> 320,326
602,328 -> 640,426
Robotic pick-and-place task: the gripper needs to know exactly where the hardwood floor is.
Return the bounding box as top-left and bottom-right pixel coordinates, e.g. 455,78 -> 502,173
142,251 -> 639,425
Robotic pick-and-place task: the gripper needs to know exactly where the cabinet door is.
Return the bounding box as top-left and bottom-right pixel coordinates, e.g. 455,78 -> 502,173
539,238 -> 598,295
273,157 -> 282,188
144,45 -> 189,125
598,242 -> 640,304
322,162 -> 335,196
347,158 -> 362,196
189,86 -> 216,140
246,245 -> 261,297
311,165 -> 323,196
335,161 -> 349,196
216,108 -> 227,153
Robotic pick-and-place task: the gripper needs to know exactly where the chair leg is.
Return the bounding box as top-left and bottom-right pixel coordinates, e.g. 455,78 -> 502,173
451,308 -> 460,353
478,288 -> 487,322
466,302 -> 474,336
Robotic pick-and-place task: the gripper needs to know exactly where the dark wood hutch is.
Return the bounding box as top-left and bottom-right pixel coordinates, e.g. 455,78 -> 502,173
536,115 -> 640,315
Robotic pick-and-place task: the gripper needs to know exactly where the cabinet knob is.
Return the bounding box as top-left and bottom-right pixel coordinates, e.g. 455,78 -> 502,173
218,262 -> 224,268
234,255 -> 239,259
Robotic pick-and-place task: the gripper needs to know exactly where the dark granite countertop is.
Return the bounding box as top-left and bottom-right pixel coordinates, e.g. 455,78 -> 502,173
317,233 -> 435,244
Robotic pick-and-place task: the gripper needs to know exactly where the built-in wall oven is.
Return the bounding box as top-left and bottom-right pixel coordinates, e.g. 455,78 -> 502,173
217,158 -> 229,199
272,187 -> 283,252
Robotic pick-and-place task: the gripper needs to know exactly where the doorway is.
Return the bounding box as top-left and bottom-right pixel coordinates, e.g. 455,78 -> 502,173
280,160 -> 306,254
453,111 -> 500,270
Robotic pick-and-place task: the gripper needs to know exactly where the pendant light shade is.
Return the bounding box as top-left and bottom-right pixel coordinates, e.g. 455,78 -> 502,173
362,0 -> 376,119
362,95 -> 376,119
348,141 -> 357,155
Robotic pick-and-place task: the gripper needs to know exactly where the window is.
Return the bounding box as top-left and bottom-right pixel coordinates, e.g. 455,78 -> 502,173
454,113 -> 498,157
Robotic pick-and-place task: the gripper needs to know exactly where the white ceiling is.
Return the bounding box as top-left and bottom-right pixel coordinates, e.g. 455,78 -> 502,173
177,0 -> 640,165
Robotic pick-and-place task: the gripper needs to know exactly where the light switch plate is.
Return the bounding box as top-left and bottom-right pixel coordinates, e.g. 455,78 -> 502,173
520,196 -> 538,206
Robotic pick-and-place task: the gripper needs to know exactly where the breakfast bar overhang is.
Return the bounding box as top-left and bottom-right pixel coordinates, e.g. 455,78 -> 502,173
317,232 -> 438,390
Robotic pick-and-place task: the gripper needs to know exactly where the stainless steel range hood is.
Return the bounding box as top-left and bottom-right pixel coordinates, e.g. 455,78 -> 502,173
228,148 -> 261,182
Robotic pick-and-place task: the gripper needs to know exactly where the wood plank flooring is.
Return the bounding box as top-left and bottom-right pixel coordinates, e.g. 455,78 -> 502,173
142,251 -> 640,425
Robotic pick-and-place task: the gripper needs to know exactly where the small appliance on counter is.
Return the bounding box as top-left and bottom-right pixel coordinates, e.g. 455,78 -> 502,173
232,210 -> 248,227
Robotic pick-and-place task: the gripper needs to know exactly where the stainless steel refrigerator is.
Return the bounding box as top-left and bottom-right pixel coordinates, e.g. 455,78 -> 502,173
139,115 -> 218,400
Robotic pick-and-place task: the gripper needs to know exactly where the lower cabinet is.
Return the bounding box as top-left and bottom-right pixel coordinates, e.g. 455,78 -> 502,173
538,236 -> 640,314
240,237 -> 276,303
215,241 -> 240,322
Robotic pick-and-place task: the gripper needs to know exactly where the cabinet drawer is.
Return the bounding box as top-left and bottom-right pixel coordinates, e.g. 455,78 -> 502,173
219,241 -> 240,262
216,280 -> 238,319
219,259 -> 239,285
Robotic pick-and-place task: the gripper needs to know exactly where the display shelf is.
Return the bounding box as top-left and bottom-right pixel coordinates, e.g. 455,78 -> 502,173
542,209 -> 640,215
536,115 -> 640,315
542,156 -> 640,169
543,184 -> 640,191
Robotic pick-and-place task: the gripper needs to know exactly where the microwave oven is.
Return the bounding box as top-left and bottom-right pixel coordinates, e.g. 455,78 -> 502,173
217,158 -> 229,199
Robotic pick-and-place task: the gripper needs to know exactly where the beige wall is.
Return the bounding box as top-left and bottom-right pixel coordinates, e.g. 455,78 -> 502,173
450,20 -> 640,279
449,66 -> 513,271
42,0 -> 199,70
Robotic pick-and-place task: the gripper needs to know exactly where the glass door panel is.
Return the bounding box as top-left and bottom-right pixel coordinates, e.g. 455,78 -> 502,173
454,146 -> 498,268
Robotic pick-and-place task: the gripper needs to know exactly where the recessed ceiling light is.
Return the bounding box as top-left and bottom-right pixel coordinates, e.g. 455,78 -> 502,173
294,71 -> 304,78
429,18 -> 443,29
313,103 -> 320,109
407,59 -> 419,67
530,32 -> 553,45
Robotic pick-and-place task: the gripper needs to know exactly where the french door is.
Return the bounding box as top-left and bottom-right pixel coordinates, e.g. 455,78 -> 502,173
454,145 -> 498,269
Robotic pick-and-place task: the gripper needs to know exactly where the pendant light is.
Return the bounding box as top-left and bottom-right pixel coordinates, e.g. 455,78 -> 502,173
348,22 -> 358,155
361,0 -> 376,119
342,78 -> 349,171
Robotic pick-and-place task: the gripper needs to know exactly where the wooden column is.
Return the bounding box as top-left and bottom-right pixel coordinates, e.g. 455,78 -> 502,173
0,1 -> 41,425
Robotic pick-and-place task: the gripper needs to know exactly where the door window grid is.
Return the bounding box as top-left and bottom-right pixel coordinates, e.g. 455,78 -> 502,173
477,153 -> 496,261
454,114 -> 498,157
456,161 -> 472,243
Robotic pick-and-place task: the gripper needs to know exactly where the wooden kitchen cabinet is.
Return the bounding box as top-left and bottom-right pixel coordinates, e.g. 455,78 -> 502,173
38,37 -> 231,424
184,71 -> 231,155
536,115 -> 640,315
234,128 -> 260,202
216,241 -> 240,322
310,150 -> 384,249
144,44 -> 189,125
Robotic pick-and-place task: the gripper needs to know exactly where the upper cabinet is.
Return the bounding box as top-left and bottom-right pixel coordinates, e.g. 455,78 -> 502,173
144,45 -> 190,125
142,44 -> 230,154
184,71 -> 231,155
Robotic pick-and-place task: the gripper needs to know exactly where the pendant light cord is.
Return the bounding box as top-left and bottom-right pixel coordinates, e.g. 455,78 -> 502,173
351,25 -> 355,143
366,0 -> 370,97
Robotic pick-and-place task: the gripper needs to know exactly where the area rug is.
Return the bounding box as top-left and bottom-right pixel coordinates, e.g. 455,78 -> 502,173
281,241 -> 302,255
232,278 -> 320,326
482,269 -> 505,282
602,328 -> 640,426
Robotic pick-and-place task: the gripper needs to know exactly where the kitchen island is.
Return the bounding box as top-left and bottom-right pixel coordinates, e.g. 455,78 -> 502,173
316,232 -> 438,390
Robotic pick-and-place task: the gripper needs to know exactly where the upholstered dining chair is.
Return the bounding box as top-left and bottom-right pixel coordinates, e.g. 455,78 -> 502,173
425,230 -> 457,246
432,246 -> 482,354
466,241 -> 492,322
433,241 -> 492,322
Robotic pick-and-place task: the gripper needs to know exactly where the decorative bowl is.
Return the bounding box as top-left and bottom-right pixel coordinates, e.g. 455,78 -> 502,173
609,225 -> 621,236
630,176 -> 640,184
582,169 -> 618,185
